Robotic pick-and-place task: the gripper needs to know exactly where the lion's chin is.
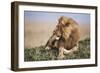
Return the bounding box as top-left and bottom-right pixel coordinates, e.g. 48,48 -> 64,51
55,36 -> 60,40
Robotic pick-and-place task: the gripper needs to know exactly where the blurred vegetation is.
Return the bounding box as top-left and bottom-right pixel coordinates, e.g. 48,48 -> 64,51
24,38 -> 90,61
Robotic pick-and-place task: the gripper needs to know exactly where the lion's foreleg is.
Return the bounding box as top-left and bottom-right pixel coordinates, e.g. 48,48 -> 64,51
58,47 -> 65,59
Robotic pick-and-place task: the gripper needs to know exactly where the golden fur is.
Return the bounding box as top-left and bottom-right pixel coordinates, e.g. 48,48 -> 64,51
45,16 -> 80,58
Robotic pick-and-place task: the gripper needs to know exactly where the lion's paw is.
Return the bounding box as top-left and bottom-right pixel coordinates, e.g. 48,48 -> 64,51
45,46 -> 51,50
57,55 -> 65,59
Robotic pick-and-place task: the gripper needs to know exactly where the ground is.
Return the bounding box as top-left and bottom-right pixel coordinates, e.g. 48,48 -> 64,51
24,38 -> 90,61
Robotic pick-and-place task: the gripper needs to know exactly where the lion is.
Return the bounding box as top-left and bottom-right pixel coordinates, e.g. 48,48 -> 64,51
45,16 -> 80,59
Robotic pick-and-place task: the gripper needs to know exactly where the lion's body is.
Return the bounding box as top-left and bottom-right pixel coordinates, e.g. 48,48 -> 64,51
45,16 -> 80,58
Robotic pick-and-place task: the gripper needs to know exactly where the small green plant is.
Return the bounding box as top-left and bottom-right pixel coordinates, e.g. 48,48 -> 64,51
24,38 -> 90,61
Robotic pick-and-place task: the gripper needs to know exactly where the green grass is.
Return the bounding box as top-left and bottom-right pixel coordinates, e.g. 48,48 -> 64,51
24,38 -> 90,61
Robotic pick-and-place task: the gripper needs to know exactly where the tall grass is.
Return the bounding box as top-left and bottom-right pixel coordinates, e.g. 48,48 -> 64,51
24,38 -> 90,61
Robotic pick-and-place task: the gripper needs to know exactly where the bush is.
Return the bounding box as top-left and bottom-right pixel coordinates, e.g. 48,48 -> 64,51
24,38 -> 90,61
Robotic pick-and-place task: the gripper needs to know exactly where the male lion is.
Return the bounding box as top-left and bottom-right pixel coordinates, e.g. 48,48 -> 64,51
45,16 -> 80,59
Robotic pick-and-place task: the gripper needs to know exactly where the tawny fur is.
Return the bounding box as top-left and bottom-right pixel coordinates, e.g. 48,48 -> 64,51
45,16 -> 80,58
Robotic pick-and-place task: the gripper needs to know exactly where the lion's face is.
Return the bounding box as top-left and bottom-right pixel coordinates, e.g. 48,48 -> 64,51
53,29 -> 61,37
52,16 -> 71,41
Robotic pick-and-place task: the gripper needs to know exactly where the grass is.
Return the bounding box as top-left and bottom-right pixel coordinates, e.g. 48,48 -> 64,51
24,38 -> 90,61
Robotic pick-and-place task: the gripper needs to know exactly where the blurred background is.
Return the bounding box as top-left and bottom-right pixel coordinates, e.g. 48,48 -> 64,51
24,11 -> 90,49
